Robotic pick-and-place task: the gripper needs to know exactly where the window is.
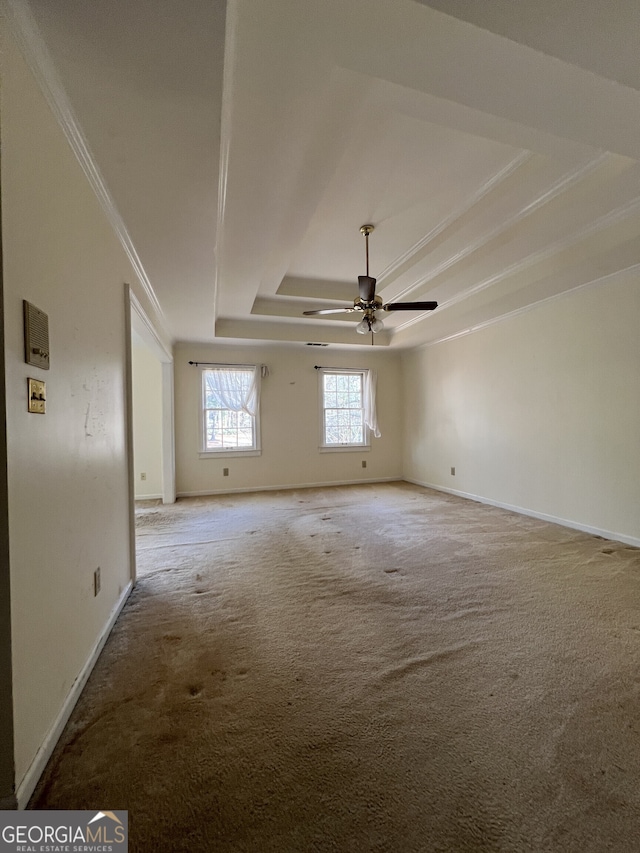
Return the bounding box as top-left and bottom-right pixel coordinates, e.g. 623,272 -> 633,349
319,369 -> 380,448
201,365 -> 260,455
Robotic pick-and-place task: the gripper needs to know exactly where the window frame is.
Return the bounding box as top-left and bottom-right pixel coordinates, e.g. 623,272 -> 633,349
318,368 -> 371,452
199,364 -> 261,458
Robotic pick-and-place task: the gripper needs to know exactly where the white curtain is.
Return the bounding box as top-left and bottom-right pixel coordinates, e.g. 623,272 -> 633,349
205,366 -> 259,416
363,369 -> 381,438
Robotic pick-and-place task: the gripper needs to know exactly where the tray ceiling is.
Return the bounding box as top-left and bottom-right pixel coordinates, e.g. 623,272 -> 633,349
13,0 -> 640,348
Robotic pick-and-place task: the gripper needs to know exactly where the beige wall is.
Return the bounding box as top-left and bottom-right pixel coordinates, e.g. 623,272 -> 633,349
402,272 -> 640,544
1,26 -> 150,794
175,342 -> 403,495
0,115 -> 15,807
132,341 -> 163,499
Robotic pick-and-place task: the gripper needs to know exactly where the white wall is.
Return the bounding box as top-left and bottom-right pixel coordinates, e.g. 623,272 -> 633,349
175,342 -> 403,495
1,24 -> 162,798
132,340 -> 163,499
402,273 -> 640,544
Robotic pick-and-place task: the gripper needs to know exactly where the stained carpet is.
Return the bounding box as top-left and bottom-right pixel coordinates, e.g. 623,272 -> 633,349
31,482 -> 640,851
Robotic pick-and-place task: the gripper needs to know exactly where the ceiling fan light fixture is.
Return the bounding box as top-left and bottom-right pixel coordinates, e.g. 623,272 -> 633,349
302,223 -> 437,334
356,315 -> 384,334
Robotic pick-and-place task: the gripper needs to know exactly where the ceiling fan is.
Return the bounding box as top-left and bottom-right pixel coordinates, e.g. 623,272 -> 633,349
303,224 -> 438,334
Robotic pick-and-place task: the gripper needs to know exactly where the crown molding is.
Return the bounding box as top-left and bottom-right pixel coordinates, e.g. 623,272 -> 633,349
397,182 -> 640,340
387,151 -> 609,305
393,155 -> 640,334
408,261 -> 640,350
4,0 -> 171,342
376,150 -> 532,286
128,287 -> 172,363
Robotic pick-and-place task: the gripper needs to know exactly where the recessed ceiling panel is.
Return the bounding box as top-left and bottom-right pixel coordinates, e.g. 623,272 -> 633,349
286,109 -> 523,285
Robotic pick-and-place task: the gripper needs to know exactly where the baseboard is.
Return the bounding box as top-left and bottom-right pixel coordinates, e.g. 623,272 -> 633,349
177,476 -> 401,498
15,580 -> 133,809
135,493 -> 163,501
404,478 -> 640,548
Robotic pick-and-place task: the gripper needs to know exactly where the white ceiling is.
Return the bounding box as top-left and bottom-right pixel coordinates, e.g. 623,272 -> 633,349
15,0 -> 640,348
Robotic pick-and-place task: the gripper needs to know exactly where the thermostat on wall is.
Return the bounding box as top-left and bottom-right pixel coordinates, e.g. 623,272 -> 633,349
23,300 -> 50,369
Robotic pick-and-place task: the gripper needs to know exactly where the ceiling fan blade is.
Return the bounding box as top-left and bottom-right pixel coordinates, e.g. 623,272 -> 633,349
303,306 -> 357,316
382,301 -> 438,311
358,275 -> 376,303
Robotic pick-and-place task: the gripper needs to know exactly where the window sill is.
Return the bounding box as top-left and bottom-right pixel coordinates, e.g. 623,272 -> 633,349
319,445 -> 371,453
199,449 -> 261,459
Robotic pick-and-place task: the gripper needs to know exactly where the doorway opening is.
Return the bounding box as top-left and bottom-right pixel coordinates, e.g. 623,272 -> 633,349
126,286 -> 175,583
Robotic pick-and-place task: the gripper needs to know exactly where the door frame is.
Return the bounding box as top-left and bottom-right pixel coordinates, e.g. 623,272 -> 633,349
125,285 -> 175,583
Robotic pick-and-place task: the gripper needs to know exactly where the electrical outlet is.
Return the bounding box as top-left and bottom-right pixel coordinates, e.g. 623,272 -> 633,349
223,468 -> 229,477
140,472 -> 147,481
450,467 -> 456,476
362,460 -> 367,468
93,567 -> 101,597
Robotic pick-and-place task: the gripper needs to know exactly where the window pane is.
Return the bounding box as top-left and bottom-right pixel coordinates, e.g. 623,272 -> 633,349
324,374 -> 336,393
337,409 -> 363,444
205,410 -> 221,449
324,409 -> 339,444
321,371 -> 366,446
205,408 -> 254,449
203,367 -> 257,451
322,375 -> 364,443
205,369 -> 253,406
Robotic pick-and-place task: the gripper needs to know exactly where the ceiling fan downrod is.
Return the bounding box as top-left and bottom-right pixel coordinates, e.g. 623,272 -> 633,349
360,223 -> 374,278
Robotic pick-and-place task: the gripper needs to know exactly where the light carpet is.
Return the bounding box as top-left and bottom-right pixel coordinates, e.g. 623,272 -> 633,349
31,482 -> 640,851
